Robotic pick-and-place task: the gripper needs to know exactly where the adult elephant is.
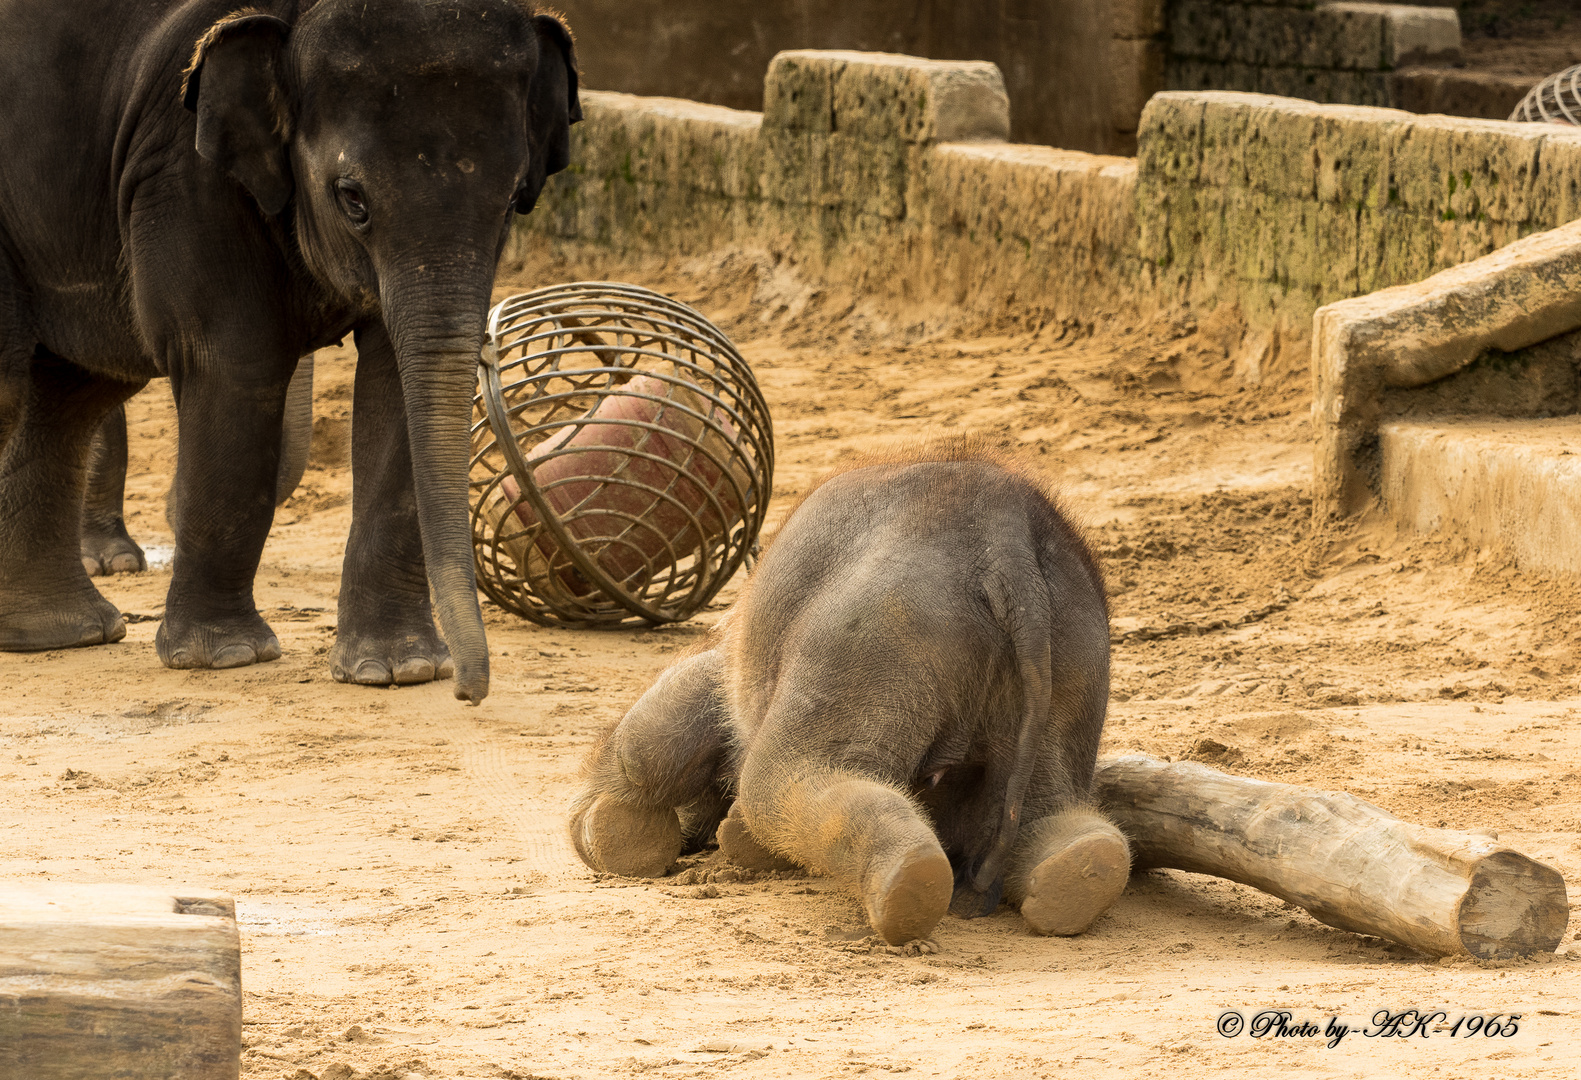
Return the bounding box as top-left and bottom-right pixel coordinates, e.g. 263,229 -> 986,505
80,356 -> 315,576
0,0 -> 581,704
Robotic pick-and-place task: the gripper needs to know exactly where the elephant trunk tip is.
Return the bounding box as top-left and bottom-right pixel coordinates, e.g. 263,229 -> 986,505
453,660 -> 490,705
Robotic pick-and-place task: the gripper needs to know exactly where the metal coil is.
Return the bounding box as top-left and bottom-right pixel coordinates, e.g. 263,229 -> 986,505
470,282 -> 774,628
1510,64 -> 1581,125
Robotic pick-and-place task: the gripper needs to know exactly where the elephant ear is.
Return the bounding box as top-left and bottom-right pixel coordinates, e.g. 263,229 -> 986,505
515,13 -> 581,215
181,13 -> 294,216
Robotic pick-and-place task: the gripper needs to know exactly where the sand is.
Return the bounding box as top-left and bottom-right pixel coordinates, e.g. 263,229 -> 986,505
2,249 -> 1577,1080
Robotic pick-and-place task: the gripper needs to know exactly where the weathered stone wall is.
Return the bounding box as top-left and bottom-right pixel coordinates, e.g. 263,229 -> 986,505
515,53 -> 1581,340
1136,91 -> 1581,333
517,53 -> 1146,329
1165,1 -> 1461,107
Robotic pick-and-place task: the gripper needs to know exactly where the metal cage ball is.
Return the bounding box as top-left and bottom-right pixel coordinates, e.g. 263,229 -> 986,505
469,282 -> 774,628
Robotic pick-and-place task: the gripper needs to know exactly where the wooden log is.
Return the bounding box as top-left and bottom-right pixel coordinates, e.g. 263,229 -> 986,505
0,883 -> 241,1080
1094,754 -> 1569,959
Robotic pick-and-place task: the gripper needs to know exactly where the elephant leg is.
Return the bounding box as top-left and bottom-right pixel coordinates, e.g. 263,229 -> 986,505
570,647 -> 732,877
274,353 -> 313,506
165,353 -> 314,533
329,323 -> 453,685
80,403 -> 147,575
0,349 -> 141,650
1001,711 -> 1128,936
155,347 -> 294,670
1003,806 -> 1129,936
737,724 -> 953,945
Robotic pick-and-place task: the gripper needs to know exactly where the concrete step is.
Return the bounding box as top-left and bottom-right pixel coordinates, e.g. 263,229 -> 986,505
1381,418 -> 1581,575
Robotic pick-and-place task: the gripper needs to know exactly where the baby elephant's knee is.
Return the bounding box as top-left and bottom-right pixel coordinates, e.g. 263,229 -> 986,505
1013,809 -> 1130,936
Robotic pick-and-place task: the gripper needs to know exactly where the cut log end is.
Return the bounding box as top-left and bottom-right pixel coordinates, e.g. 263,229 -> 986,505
1459,851 -> 1570,959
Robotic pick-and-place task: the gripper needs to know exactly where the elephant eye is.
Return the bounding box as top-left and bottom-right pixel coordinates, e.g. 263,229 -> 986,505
335,179 -> 369,225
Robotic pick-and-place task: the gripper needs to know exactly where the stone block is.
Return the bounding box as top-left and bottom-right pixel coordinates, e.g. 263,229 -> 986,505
760,129 -> 820,206
1170,2 -> 1389,71
1273,196 -> 1324,290
0,884 -> 241,1080
1383,114 -> 1544,226
1167,0 -> 1232,63
1314,104 -> 1408,209
1137,92 -> 1209,188
1262,66 -> 1392,108
1365,206 -> 1441,288
1371,3 -> 1461,67
1387,68 -> 1534,121
824,134 -> 908,219
1227,94 -> 1323,200
1294,4 -> 1388,71
1530,129 -> 1581,228
1224,188 -> 1278,285
1315,201 -> 1363,301
764,50 -> 1009,145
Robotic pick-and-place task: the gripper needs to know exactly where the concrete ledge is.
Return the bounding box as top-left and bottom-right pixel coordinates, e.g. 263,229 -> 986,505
1312,218 -> 1581,517
1381,419 -> 1581,575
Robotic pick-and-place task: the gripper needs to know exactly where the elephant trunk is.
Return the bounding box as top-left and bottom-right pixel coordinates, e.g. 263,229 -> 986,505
381,267 -> 494,704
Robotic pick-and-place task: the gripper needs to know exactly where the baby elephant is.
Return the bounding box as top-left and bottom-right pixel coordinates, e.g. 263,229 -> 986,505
570,448 -> 1129,944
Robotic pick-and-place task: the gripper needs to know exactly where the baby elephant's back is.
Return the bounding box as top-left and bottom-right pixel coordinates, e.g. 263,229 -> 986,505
727,456 -> 1108,752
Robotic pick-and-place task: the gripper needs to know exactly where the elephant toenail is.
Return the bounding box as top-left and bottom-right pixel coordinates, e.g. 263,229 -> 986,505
393,658 -> 436,684
353,660 -> 393,685
437,656 -> 456,679
211,644 -> 257,669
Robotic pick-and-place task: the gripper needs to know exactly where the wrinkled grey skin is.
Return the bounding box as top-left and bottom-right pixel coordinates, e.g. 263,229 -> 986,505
570,453 -> 1131,944
0,0 -> 579,704
81,357 -> 315,576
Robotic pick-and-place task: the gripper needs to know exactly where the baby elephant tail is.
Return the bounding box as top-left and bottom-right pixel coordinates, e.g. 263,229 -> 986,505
950,568 -> 1058,916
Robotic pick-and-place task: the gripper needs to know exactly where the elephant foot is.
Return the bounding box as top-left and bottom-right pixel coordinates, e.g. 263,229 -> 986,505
155,609 -> 282,669
80,522 -> 147,576
571,794 -> 682,877
0,586 -> 125,651
1019,813 -> 1130,937
863,841 -> 952,946
716,803 -> 800,872
330,622 -> 454,686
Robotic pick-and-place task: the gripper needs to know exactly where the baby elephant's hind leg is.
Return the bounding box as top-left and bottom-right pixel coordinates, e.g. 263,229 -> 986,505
1005,808 -> 1130,936
571,648 -> 730,878
739,742 -> 952,945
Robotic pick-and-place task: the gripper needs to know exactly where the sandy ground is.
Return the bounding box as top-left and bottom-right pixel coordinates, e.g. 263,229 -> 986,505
3,248 -> 1579,1080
